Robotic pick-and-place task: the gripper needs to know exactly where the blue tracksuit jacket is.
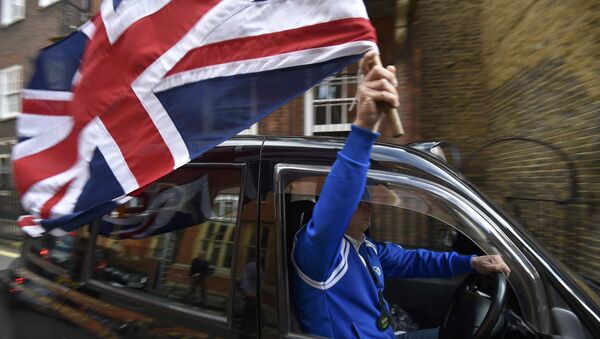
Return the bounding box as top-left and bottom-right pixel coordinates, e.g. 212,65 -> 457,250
292,125 -> 474,338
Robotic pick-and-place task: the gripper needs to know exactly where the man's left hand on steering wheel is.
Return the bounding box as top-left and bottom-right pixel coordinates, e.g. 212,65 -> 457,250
471,255 -> 510,277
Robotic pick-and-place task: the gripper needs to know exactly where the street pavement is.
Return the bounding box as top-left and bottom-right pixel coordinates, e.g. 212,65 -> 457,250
0,247 -> 18,270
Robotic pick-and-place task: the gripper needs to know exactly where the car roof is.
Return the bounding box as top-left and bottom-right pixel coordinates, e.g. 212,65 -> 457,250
208,135 -> 469,193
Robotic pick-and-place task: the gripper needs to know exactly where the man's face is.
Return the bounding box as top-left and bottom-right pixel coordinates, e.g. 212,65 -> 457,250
347,201 -> 373,236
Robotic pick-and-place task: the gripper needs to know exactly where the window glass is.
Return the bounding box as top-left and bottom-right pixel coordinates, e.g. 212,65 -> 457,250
0,154 -> 12,191
26,228 -> 90,282
282,174 -> 484,258
310,71 -> 357,135
92,166 -> 242,316
0,65 -> 22,118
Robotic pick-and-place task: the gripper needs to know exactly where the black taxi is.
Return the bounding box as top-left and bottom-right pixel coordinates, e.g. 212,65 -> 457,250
1,136 -> 599,339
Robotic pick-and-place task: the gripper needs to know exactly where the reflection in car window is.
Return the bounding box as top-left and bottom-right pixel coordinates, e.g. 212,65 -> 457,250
26,228 -> 90,281
92,167 -> 242,316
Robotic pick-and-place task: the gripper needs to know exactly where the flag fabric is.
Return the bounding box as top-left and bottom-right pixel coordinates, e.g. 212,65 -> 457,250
97,175 -> 214,239
13,0 -> 378,237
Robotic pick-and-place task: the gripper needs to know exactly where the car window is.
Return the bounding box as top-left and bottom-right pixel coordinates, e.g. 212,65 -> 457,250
276,164 -> 544,335
282,175 -> 485,255
91,166 -> 242,317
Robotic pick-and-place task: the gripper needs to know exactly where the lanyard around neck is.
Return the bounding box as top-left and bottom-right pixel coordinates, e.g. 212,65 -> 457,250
359,244 -> 392,331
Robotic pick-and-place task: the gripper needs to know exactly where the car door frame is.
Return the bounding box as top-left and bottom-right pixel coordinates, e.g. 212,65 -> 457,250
272,163 -> 547,338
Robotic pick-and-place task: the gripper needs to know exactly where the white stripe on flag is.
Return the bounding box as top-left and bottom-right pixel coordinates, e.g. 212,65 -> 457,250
154,41 -> 377,93
79,20 -> 96,39
101,0 -> 172,44
20,225 -> 46,237
93,117 -> 139,193
130,82 -> 190,169
22,89 -> 73,101
203,0 -> 369,46
13,114 -> 74,160
48,118 -> 109,218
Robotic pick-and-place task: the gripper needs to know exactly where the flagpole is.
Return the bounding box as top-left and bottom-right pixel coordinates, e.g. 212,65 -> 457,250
373,56 -> 404,138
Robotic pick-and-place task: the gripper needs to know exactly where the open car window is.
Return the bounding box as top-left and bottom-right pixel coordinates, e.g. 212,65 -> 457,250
276,164 -> 546,334
282,173 -> 490,254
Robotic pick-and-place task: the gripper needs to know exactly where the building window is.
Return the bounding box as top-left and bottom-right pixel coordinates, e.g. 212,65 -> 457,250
38,0 -> 60,8
1,0 -> 25,26
0,154 -> 11,193
237,123 -> 258,136
0,65 -> 22,119
304,72 -> 357,136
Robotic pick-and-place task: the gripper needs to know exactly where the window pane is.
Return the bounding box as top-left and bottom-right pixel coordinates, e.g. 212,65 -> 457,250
93,166 -> 242,316
315,106 -> 327,125
329,77 -> 343,98
7,94 -> 20,114
311,68 -> 357,135
315,83 -> 330,100
331,105 -> 342,124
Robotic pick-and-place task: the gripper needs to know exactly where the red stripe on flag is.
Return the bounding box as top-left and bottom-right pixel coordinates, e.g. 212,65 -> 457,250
22,99 -> 70,116
40,179 -> 74,219
167,18 -> 376,76
99,92 -> 174,189
13,125 -> 80,195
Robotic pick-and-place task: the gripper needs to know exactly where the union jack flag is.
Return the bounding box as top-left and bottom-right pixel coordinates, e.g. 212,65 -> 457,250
13,0 -> 377,237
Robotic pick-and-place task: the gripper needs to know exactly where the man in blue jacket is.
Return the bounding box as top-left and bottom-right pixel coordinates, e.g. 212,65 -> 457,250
291,52 -> 510,339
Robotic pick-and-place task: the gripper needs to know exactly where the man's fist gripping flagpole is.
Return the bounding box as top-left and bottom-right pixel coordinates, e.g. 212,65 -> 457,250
359,52 -> 405,137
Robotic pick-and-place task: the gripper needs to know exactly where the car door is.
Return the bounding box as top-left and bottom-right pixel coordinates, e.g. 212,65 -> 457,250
274,163 -> 543,337
48,162 -> 262,338
0,222 -> 97,339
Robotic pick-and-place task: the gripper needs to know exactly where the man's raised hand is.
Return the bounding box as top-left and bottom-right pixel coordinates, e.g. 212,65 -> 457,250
353,51 -> 399,132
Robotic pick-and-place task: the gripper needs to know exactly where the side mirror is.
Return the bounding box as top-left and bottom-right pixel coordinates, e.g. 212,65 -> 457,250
407,141 -> 462,169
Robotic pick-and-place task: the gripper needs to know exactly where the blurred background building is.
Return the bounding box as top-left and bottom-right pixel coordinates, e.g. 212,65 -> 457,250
0,0 -> 598,282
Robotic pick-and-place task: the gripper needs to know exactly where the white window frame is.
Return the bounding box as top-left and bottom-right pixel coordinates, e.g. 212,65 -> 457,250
237,122 -> 258,136
0,153 -> 12,195
304,73 -> 356,136
0,65 -> 23,120
1,0 -> 26,26
38,0 -> 61,8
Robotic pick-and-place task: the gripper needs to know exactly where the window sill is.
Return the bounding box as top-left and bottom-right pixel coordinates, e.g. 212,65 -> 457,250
313,123 -> 352,133
0,112 -> 19,121
1,18 -> 25,28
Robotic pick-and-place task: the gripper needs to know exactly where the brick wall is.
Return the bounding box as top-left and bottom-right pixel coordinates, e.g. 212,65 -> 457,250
412,0 -> 489,155
0,0 -> 64,80
414,0 -> 600,280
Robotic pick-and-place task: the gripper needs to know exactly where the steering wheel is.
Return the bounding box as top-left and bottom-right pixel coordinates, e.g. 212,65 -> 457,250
441,272 -> 507,339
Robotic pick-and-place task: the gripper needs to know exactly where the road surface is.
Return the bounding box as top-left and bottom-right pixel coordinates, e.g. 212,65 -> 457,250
0,248 -> 18,270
